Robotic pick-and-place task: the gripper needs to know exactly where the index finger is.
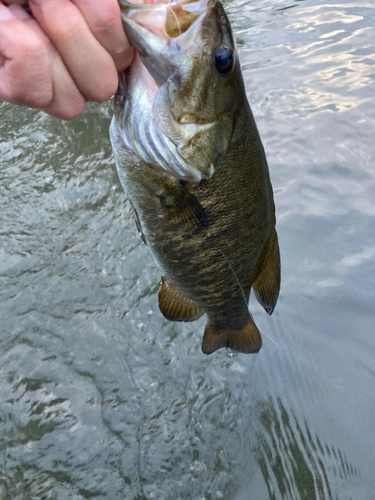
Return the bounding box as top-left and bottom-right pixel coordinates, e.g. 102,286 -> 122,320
72,0 -> 142,71
72,0 -> 128,56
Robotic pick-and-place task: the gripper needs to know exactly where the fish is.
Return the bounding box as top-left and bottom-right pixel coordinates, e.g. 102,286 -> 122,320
110,0 -> 280,355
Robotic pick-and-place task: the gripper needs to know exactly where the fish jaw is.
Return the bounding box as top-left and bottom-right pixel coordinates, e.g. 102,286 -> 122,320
119,0 -> 215,41
118,0 -> 220,95
118,17 -> 172,88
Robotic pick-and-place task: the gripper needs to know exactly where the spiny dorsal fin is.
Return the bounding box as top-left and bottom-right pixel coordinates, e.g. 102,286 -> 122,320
201,316 -> 262,355
252,228 -> 280,315
158,277 -> 204,322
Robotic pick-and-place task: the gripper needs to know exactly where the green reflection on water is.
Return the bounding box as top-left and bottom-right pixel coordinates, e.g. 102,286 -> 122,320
256,398 -> 357,500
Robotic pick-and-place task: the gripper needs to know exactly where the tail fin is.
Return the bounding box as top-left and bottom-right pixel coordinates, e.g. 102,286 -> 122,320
201,317 -> 262,355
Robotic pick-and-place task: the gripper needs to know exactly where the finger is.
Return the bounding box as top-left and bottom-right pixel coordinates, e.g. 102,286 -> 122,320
2,1 -> 27,5
0,2 -> 52,107
41,56 -> 87,120
4,0 -> 137,70
71,0 -> 128,56
10,3 -> 86,119
72,0 -> 134,72
29,0 -> 118,102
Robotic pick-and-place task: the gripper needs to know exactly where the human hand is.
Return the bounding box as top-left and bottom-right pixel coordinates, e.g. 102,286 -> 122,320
0,0 -> 136,119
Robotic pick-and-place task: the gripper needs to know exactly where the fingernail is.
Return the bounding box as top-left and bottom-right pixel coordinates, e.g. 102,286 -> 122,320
0,3 -> 14,21
9,4 -> 30,21
107,33 -> 129,55
113,41 -> 128,55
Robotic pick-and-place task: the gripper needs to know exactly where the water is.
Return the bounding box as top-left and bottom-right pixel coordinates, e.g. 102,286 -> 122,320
1,0 -> 374,498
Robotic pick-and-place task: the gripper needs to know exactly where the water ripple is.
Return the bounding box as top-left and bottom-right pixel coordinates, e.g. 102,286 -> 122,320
1,0 -> 375,498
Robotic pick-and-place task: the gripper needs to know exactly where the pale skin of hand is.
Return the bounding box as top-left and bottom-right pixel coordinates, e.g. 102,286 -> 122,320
0,0 -> 140,119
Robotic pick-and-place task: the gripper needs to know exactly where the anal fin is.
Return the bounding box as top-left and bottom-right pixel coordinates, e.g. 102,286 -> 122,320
158,277 -> 204,322
201,316 -> 262,355
252,228 -> 280,315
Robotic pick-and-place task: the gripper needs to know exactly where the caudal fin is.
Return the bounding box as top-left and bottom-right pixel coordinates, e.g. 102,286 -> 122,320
201,317 -> 262,355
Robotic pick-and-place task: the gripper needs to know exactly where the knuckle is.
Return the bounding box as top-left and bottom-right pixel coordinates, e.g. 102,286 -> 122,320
8,67 -> 53,109
0,25 -> 52,108
91,7 -> 119,38
50,16 -> 83,46
43,76 -> 87,120
20,33 -> 48,63
18,41 -> 52,107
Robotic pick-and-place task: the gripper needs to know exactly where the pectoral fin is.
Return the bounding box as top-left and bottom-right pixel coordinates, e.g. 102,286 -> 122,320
252,229 -> 280,315
129,201 -> 146,244
158,277 -> 204,322
160,187 -> 209,235
201,316 -> 262,355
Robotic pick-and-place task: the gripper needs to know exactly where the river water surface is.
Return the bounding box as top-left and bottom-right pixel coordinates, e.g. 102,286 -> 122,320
1,0 -> 375,499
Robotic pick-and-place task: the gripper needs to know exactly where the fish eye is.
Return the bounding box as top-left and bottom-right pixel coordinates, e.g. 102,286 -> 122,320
214,47 -> 234,75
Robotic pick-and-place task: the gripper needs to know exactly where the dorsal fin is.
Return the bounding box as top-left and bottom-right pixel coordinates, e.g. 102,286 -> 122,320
158,277 -> 204,322
252,229 -> 280,315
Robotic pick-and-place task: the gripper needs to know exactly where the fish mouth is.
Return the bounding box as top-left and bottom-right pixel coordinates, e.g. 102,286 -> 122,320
119,0 -> 214,41
118,0 -> 215,88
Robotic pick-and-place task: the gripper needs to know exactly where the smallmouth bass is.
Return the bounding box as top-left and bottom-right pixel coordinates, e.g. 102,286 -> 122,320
110,0 -> 280,354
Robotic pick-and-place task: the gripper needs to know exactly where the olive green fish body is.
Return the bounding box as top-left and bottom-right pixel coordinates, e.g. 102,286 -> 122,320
111,0 -> 280,354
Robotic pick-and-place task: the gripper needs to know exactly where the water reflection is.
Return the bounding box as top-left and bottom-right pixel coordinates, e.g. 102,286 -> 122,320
256,398 -> 358,500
